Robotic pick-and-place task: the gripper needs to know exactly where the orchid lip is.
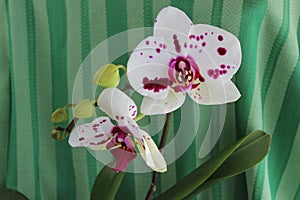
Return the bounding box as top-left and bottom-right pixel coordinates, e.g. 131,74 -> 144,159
168,55 -> 205,92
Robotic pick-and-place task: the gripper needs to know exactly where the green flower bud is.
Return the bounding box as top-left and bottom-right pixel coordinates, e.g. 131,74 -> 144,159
51,107 -> 69,123
93,64 -> 121,88
51,127 -> 67,140
73,99 -> 95,118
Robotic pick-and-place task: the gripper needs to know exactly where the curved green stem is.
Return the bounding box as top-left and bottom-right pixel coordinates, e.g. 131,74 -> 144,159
63,103 -> 75,110
117,65 -> 127,73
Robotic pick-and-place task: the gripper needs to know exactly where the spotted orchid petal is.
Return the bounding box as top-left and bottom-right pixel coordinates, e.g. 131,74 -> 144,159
141,90 -> 186,115
127,7 -> 241,114
127,37 -> 172,100
135,130 -> 167,172
154,6 -> 192,55
68,117 -> 114,150
187,24 -> 241,81
98,88 -> 138,120
116,115 -> 143,139
188,80 -> 241,105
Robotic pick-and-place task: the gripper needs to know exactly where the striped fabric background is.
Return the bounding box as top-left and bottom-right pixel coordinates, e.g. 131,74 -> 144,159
1,0 -> 299,199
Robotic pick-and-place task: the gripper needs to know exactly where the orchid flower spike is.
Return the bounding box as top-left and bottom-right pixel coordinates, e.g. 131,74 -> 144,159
127,6 -> 242,115
68,88 -> 167,173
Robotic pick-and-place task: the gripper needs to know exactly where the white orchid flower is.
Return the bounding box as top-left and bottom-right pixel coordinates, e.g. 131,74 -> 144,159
127,6 -> 242,115
69,88 -> 167,172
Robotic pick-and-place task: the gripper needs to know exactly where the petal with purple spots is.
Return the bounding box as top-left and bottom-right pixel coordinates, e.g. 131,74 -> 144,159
98,88 -> 138,120
154,6 -> 192,55
188,80 -> 241,105
127,36 -> 172,100
116,116 -> 142,139
188,24 -> 241,81
68,117 -> 114,150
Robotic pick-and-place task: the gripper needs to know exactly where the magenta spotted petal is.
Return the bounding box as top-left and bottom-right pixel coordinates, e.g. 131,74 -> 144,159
127,6 -> 242,114
69,88 -> 167,172
68,117 -> 114,150
126,37 -> 172,100
98,87 -> 138,120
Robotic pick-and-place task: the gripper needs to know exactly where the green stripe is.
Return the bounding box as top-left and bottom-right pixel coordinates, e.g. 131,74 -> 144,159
25,1 -> 41,199
143,0 -> 153,28
268,38 -> 300,200
127,1 -> 148,199
9,2 -> 36,198
263,0 -> 299,134
244,0 -> 284,138
275,15 -> 300,200
46,0 -> 76,199
105,0 -> 128,65
193,0 -> 213,24
236,0 -> 267,135
66,1 -> 90,199
252,159 -> 266,199
276,123 -> 300,200
5,0 -> 18,190
105,0 -> 128,36
211,0 -> 223,27
0,0 -> 10,188
34,0 -> 57,198
104,1 -> 135,199
221,0 -> 243,35
88,0 -> 108,173
263,4 -> 299,200
237,1 -> 268,200
261,0 -> 290,126
80,0 -> 98,192
219,0 -> 244,198
89,0 -> 107,47
81,0 -> 91,59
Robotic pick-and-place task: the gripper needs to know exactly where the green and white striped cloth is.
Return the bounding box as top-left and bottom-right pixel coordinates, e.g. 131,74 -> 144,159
0,0 -> 299,199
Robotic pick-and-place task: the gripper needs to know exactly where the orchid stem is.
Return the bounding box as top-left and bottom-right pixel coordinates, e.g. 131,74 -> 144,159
145,112 -> 172,200
65,118 -> 78,133
63,103 -> 75,110
53,118 -> 78,140
117,65 -> 127,73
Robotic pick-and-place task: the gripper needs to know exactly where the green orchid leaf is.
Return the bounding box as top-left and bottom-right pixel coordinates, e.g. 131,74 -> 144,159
155,130 -> 271,200
73,99 -> 94,118
93,64 -> 120,88
91,166 -> 125,200
51,107 -> 68,123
